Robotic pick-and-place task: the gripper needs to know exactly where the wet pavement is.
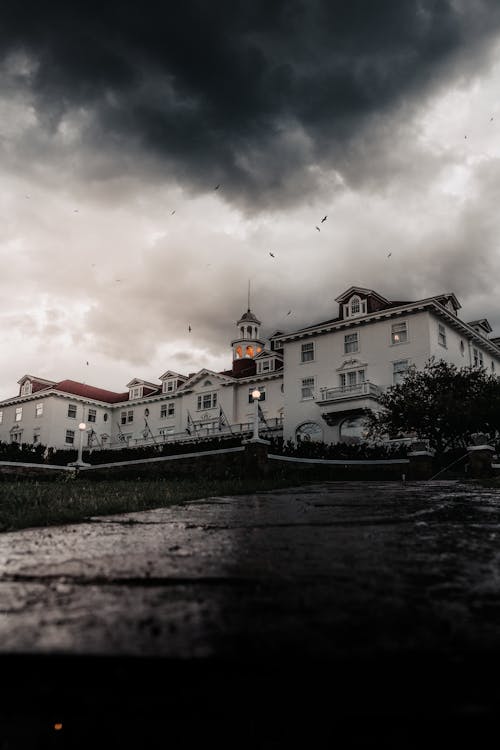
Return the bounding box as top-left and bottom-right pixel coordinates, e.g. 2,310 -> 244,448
2,479 -> 500,747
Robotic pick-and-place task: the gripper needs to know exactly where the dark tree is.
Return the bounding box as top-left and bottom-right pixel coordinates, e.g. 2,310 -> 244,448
365,358 -> 500,453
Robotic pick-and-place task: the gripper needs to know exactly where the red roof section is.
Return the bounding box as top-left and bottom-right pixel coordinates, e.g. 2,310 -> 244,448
54,380 -> 129,403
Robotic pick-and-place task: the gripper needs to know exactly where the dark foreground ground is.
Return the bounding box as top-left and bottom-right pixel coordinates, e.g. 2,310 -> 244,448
1,479 -> 500,748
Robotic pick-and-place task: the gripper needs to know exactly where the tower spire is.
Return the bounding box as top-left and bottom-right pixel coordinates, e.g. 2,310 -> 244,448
247,279 -> 251,311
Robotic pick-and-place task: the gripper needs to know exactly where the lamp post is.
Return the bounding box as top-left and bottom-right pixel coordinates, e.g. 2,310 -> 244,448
69,421 -> 91,468
251,388 -> 261,441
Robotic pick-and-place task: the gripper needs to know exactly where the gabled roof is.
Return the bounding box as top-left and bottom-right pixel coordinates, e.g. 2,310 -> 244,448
54,380 -> 129,403
254,348 -> 283,360
181,368 -> 236,389
467,318 -> 492,333
159,370 -> 188,381
126,378 -> 160,390
334,287 -> 390,305
17,374 -> 57,393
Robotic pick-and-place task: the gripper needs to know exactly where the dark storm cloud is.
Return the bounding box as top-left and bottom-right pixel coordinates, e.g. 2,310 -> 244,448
2,0 -> 500,209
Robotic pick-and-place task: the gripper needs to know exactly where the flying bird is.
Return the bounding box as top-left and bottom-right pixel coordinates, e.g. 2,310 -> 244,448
25,195 -> 30,199
73,209 -> 79,212
387,252 -> 392,258
171,210 -> 176,215
269,252 -> 275,258
321,216 -> 327,223
315,226 -> 320,232
86,361 -> 89,366
214,184 -> 220,190
286,310 -> 292,316
188,324 -> 192,333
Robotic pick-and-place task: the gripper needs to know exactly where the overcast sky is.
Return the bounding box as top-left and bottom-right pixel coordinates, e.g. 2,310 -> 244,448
2,0 -> 500,399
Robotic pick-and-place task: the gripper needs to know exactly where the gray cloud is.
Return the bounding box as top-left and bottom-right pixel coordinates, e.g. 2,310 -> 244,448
2,1 -> 500,211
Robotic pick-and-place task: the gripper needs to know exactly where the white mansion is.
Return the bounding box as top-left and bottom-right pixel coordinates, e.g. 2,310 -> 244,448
1,286 -> 500,451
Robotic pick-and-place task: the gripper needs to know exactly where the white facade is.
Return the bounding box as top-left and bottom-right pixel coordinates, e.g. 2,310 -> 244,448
272,287 -> 500,444
1,287 -> 499,452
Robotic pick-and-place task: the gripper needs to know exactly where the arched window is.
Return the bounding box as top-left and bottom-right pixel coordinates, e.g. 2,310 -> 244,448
235,345 -> 242,358
203,379 -> 212,386
339,416 -> 367,443
295,422 -> 323,443
350,296 -> 360,315
246,345 -> 254,357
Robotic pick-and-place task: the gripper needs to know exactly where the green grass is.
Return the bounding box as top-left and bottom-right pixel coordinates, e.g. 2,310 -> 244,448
0,473 -> 315,532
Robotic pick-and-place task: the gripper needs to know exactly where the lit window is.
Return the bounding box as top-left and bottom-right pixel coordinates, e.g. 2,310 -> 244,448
235,345 -> 242,358
15,407 -> 22,422
438,323 -> 447,347
393,360 -> 409,384
246,345 -> 254,357
68,404 -> 77,418
344,333 -> 359,354
88,409 -> 97,423
301,377 -> 315,400
35,403 -> 43,417
391,322 -> 408,345
301,342 -> 314,362
65,430 -> 75,444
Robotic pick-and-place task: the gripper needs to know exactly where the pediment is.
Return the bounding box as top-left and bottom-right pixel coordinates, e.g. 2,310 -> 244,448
181,368 -> 236,390
336,358 -> 368,371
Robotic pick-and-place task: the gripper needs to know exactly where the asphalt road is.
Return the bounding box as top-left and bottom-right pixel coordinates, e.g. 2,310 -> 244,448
1,479 -> 500,748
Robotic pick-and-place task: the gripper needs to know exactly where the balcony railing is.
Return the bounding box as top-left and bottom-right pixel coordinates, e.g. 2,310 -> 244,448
105,417 -> 284,449
318,382 -> 383,402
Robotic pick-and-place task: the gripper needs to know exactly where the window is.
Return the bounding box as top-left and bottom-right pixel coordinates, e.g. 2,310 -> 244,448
65,430 -> 75,445
344,333 -> 359,354
473,348 -> 483,367
197,392 -> 217,410
21,380 -> 32,396
248,387 -> 266,403
344,297 -> 366,318
296,422 -> 323,443
393,360 -> 409,384
258,359 -> 273,373
0,411 -> 3,424
163,379 -> 176,393
460,340 -> 465,356
121,410 -> 134,424
10,431 -> 22,443
15,407 -> 22,422
35,403 -> 44,417
301,342 -> 314,362
68,404 -> 77,419
130,386 -> 143,399
88,408 -> 97,423
438,323 -> 447,347
339,417 -> 366,443
391,322 -> 408,345
33,428 -> 40,445
339,370 -> 365,390
161,403 -> 175,418
492,361 -> 496,373
301,377 -> 315,400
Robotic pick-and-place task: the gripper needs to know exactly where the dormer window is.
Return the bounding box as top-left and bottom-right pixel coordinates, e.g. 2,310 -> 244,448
130,386 -> 143,399
344,296 -> 367,318
21,380 -> 32,396
163,379 -> 176,393
258,358 -> 274,374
